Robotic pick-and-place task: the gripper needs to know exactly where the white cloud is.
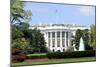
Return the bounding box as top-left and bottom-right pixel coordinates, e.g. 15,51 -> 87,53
79,6 -> 95,16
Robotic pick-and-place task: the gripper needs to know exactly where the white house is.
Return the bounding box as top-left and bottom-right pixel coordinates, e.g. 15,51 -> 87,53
29,24 -> 90,52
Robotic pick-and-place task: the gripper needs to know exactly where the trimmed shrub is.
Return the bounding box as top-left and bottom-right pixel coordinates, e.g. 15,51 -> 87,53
46,50 -> 96,59
27,54 -> 47,59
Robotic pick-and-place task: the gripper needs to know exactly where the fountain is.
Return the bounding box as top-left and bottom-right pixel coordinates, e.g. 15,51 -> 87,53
73,44 -> 77,51
79,37 -> 85,51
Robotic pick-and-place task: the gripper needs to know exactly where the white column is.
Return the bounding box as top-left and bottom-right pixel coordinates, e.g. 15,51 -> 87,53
50,32 -> 52,49
55,31 -> 57,50
46,32 -> 48,47
69,31 -> 72,46
68,32 -> 71,47
68,31 -> 69,47
60,31 -> 62,48
65,31 -> 67,49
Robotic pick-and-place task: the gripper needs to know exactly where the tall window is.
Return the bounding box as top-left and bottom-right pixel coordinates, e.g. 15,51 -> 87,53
57,31 -> 60,47
57,31 -> 60,38
48,32 -> 50,38
57,39 -> 60,47
62,39 -> 65,47
66,32 -> 69,46
66,32 -> 68,38
48,39 -> 50,47
66,38 -> 68,47
52,32 -> 55,38
62,31 -> 65,38
52,39 -> 55,47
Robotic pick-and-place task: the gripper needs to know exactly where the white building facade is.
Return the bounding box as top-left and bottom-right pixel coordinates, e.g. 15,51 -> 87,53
29,24 -> 90,52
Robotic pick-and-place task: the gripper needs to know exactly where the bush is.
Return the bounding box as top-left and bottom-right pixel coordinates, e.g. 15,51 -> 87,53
46,50 -> 96,59
12,48 -> 27,63
12,48 -> 21,55
27,54 -> 47,59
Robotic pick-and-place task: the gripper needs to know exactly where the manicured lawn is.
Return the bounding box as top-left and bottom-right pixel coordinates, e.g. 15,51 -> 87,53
12,57 -> 96,67
27,53 -> 46,56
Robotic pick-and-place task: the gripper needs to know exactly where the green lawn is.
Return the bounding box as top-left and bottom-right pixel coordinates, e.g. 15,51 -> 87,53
27,53 -> 46,56
12,57 -> 96,67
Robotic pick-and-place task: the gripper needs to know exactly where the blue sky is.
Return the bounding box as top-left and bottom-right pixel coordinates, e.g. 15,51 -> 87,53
24,2 -> 95,26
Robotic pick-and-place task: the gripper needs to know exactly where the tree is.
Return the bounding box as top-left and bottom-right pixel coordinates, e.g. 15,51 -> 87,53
11,0 -> 32,25
30,28 -> 47,53
12,27 -> 24,40
74,29 -> 93,51
16,22 -> 30,32
89,25 -> 96,50
11,0 -> 32,52
83,29 -> 93,50
12,38 -> 29,52
75,29 -> 83,50
11,0 -> 24,23
12,27 -> 30,53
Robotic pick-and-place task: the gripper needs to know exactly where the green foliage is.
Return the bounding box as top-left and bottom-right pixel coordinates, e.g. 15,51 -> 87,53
12,27 -> 24,40
12,26 -> 30,53
12,27 -> 47,54
27,53 -> 47,59
75,29 -> 83,50
83,29 -> 93,50
67,46 -> 74,51
75,29 -> 93,50
18,22 -> 29,31
89,25 -> 96,49
11,0 -> 47,54
11,0 -> 33,54
12,38 -> 29,51
29,28 -> 48,53
11,0 -> 24,23
46,50 -> 96,59
11,0 -> 32,24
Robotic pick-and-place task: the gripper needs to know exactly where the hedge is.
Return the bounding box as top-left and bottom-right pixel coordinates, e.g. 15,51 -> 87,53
27,54 -> 47,59
46,50 -> 96,59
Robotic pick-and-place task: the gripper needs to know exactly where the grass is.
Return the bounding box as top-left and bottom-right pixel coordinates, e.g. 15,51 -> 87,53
27,53 -> 46,56
12,57 -> 96,67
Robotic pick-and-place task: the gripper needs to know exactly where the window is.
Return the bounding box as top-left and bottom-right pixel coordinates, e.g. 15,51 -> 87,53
48,39 -> 50,47
66,32 -> 68,38
66,39 -> 68,47
52,32 -> 55,38
57,31 -> 60,38
48,32 -> 50,38
62,31 -> 65,37
52,39 -> 55,47
57,39 -> 60,47
62,39 -> 65,47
